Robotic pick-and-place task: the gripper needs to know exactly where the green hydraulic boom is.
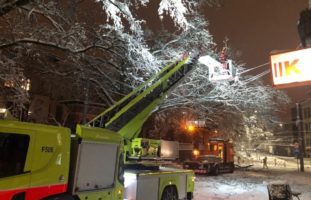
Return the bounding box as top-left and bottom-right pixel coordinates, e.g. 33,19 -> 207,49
87,53 -> 199,159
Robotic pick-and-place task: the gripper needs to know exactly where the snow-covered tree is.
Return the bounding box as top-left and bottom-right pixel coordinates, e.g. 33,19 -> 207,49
148,15 -> 216,61
0,0 -> 201,102
138,13 -> 290,142
0,0 -> 219,111
142,74 -> 289,141
96,0 -> 198,32
1,2 -> 121,106
0,0 -> 289,147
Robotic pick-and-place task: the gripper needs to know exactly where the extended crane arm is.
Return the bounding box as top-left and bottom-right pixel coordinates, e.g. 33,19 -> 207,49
87,53 -> 199,140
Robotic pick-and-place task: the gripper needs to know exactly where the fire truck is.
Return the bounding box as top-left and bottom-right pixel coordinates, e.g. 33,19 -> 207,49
183,138 -> 234,175
0,54 -> 199,200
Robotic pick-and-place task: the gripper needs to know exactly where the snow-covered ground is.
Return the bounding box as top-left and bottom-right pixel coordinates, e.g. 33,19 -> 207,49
194,154 -> 311,200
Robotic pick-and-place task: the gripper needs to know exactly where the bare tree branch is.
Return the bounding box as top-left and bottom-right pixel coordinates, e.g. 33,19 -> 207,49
0,0 -> 28,16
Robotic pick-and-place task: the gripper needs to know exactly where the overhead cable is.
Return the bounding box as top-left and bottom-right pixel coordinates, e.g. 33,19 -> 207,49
239,62 -> 270,75
243,69 -> 271,84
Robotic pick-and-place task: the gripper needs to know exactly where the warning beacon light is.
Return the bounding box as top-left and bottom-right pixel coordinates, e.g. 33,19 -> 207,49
270,48 -> 311,88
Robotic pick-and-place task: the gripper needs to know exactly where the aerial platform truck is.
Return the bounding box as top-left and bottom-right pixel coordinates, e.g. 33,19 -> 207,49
0,53 -> 199,200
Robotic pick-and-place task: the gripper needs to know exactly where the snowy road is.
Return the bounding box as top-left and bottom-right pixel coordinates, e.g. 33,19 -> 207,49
194,167 -> 311,200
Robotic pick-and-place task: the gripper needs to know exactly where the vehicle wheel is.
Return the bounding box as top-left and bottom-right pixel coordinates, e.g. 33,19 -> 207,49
161,186 -> 178,200
229,163 -> 234,173
213,165 -> 219,176
186,192 -> 193,200
41,194 -> 76,200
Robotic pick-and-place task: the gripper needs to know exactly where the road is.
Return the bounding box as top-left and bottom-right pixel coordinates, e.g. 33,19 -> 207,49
193,157 -> 311,200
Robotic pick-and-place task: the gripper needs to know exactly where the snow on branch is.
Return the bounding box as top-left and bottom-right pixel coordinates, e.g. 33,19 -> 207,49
149,15 -> 215,63
96,0 -> 198,33
158,0 -> 192,29
105,26 -> 161,85
96,0 -> 145,35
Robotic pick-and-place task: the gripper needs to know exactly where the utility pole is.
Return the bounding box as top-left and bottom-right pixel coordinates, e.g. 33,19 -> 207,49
296,103 -> 305,172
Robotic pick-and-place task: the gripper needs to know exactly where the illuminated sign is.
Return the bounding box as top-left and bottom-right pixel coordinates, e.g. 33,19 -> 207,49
270,48 -> 311,88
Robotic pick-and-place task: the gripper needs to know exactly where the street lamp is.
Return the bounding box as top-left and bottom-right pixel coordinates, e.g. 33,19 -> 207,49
187,124 -> 195,132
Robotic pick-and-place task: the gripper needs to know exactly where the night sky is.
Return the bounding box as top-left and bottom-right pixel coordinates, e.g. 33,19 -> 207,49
204,0 -> 310,105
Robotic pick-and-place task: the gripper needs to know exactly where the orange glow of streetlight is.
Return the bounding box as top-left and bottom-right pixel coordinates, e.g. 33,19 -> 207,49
187,124 -> 195,132
193,149 -> 200,157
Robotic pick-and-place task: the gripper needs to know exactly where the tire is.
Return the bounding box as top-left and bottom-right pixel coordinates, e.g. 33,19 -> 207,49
187,192 -> 193,200
161,186 -> 178,200
41,194 -> 76,200
213,165 -> 219,176
229,163 -> 234,173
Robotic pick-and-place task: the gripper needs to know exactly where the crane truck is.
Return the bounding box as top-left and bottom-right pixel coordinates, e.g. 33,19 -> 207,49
0,53 -> 199,200
183,138 -> 234,175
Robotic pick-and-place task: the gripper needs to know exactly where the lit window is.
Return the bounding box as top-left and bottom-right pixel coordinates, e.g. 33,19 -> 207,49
21,79 -> 31,91
0,108 -> 6,113
4,80 -> 14,88
4,78 -> 30,91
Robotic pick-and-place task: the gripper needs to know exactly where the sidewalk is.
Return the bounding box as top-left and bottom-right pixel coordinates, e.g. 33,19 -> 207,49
235,151 -> 311,171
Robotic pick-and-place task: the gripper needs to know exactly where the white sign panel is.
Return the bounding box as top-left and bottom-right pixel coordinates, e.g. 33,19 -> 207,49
270,48 -> 311,88
199,55 -> 234,81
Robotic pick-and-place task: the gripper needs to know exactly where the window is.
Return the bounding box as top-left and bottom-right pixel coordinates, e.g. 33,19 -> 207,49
0,133 -> 30,178
209,144 -> 214,152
